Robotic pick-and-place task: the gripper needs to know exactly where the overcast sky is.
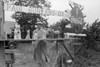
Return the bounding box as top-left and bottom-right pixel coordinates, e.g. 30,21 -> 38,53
5,0 -> 100,25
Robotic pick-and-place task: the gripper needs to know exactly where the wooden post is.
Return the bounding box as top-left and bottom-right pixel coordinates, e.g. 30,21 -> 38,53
0,42 -> 6,67
0,0 -> 4,39
0,0 -> 5,67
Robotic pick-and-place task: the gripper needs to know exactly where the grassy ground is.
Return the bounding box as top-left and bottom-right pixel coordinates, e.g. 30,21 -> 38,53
7,40 -> 100,67
11,40 -> 73,67
13,42 -> 55,67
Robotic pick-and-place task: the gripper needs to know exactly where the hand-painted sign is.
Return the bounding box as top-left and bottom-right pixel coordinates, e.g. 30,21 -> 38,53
4,3 -> 71,18
69,1 -> 84,10
70,2 -> 84,24
69,1 -> 84,33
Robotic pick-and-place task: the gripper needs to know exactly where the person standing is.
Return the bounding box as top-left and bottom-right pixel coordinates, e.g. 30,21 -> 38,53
32,22 -> 49,67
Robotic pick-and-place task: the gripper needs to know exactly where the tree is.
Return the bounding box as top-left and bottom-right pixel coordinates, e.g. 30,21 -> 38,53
50,19 -> 70,38
12,0 -> 51,39
84,19 -> 100,51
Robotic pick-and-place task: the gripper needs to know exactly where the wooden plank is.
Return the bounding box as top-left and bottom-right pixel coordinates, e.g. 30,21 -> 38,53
0,42 -> 5,67
5,49 -> 16,53
0,38 -> 79,41
73,43 -> 82,45
64,33 -> 86,37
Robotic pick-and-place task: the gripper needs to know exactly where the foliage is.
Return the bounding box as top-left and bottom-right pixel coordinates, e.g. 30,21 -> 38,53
85,19 -> 100,41
50,19 -> 70,31
50,19 -> 70,38
12,0 -> 51,39
84,19 -> 100,51
14,0 -> 51,8
73,19 -> 100,67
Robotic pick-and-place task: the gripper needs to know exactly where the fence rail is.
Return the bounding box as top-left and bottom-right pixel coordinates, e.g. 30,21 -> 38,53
0,38 -> 80,41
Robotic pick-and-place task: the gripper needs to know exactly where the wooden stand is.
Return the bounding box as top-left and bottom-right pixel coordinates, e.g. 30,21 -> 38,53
0,42 -> 5,67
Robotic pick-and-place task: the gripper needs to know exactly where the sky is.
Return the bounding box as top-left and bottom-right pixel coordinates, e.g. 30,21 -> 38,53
5,0 -> 100,25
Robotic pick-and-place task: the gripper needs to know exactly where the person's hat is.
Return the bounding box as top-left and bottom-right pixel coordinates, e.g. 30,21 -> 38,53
36,22 -> 43,25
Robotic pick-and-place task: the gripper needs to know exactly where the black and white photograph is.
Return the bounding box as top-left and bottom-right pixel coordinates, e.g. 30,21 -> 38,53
0,0 -> 100,67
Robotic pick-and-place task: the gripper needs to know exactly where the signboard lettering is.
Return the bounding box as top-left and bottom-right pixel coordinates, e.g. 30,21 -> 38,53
4,3 -> 71,17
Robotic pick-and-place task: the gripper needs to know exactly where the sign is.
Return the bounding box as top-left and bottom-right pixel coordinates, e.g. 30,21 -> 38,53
4,3 -> 71,18
70,17 -> 83,24
69,1 -> 84,24
70,1 -> 84,33
69,1 -> 84,10
70,6 -> 84,24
